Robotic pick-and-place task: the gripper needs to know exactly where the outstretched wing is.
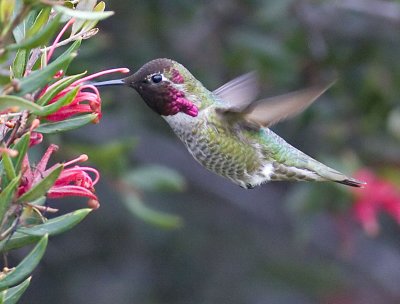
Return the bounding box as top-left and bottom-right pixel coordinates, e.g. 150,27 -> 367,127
213,72 -> 259,112
214,72 -> 333,127
243,82 -> 334,127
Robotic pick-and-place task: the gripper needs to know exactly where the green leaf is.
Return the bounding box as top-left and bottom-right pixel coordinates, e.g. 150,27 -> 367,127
26,7 -> 51,38
82,1 -> 106,32
36,113 -> 97,133
0,175 -> 20,224
36,72 -> 86,106
3,277 -> 31,304
37,86 -> 79,116
72,1 -> 107,36
1,152 -> 16,182
16,51 -> 77,96
10,132 -> 30,173
125,165 -> 186,192
0,234 -> 40,253
71,0 -> 97,35
0,235 -> 48,291
18,165 -> 63,203
54,5 -> 114,20
123,194 -> 183,229
17,208 -> 92,236
0,96 -> 42,113
15,39 -> 81,96
12,7 -> 40,43
0,209 -> 91,252
6,15 -> 62,51
11,49 -> 28,79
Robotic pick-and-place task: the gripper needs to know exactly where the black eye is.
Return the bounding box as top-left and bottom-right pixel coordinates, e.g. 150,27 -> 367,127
151,74 -> 163,83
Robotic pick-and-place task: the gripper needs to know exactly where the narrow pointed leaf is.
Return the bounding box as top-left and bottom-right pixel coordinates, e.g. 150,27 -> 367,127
18,165 -> 63,203
12,49 -> 28,79
126,165 -> 186,192
71,0 -> 97,35
12,7 -> 40,43
18,208 -> 92,236
0,234 -> 40,253
54,5 -> 114,20
26,7 -> 51,38
36,72 -> 86,106
15,39 -> 81,96
36,86 -> 79,116
36,113 -> 97,133
0,96 -> 42,113
0,209 -> 91,251
0,175 -> 20,223
123,195 -> 183,229
16,52 -> 77,96
3,277 -> 31,304
6,15 -> 61,51
10,132 -> 30,173
0,235 -> 48,291
2,152 -> 16,182
79,1 -> 106,34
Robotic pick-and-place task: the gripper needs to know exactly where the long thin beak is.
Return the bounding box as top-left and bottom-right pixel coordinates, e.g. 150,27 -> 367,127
89,79 -> 126,87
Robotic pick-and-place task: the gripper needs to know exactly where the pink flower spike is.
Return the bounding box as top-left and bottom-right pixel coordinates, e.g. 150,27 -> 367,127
64,154 -> 89,166
45,103 -> 94,121
35,144 -> 59,176
48,185 -> 97,200
38,67 -> 129,123
72,67 -> 130,86
18,145 -> 100,209
47,18 -> 75,63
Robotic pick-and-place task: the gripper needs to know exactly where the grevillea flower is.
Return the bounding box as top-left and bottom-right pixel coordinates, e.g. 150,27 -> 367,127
40,68 -> 129,123
350,169 -> 400,236
37,18 -> 129,123
18,144 -> 100,209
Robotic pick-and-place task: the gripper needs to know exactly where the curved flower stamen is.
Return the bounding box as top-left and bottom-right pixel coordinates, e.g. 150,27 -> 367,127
39,68 -> 129,123
18,145 -> 100,209
47,18 -> 76,63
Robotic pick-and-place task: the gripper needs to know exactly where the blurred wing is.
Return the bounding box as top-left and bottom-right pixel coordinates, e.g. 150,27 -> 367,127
214,72 -> 259,112
244,82 -> 334,127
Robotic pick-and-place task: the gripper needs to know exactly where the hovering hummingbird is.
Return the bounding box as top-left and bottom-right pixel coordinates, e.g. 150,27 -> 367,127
93,58 -> 364,189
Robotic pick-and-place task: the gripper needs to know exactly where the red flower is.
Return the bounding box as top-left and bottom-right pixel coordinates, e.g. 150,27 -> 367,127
37,18 -> 129,123
40,68 -> 129,123
351,169 -> 400,236
19,144 -> 100,209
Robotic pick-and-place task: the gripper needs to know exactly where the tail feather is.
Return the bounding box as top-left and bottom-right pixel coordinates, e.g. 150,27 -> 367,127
335,177 -> 366,188
302,160 -> 366,188
316,166 -> 366,188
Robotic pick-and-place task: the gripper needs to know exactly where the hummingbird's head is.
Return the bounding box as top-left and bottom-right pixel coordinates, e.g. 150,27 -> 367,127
123,58 -> 199,117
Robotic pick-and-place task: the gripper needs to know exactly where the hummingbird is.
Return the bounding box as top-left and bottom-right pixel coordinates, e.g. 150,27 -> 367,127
93,58 -> 364,189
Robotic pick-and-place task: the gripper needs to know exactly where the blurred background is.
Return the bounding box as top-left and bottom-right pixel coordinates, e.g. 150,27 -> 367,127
21,0 -> 400,303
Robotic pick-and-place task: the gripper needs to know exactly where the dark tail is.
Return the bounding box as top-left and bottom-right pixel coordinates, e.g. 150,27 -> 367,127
335,178 -> 366,188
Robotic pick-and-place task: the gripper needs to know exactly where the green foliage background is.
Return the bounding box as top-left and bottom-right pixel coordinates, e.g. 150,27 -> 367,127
20,1 -> 400,303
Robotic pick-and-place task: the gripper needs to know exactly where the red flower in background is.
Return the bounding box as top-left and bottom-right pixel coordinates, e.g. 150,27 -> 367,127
351,169 -> 400,236
19,144 -> 100,209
